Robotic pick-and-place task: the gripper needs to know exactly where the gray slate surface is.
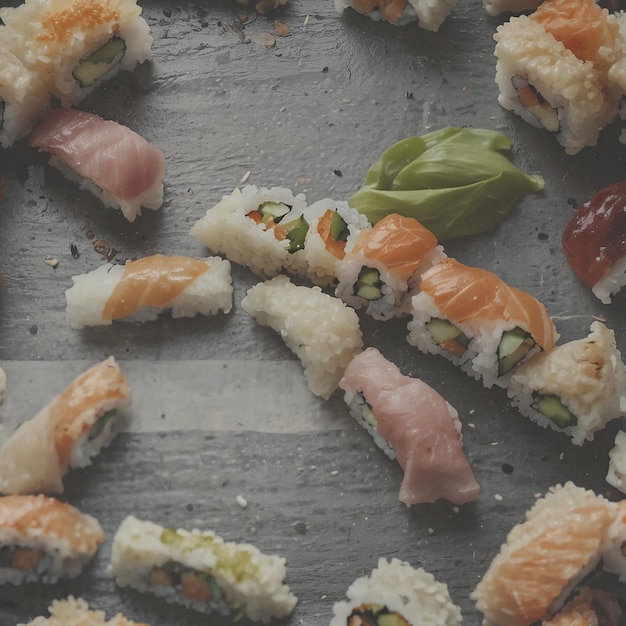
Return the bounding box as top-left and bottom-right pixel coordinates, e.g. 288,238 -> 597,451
0,1 -> 625,624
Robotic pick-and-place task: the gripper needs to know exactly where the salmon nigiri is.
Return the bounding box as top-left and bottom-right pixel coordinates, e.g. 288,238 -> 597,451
0,356 -> 130,495
66,254 -> 233,329
471,482 -> 618,626
29,109 -> 165,222
0,494 -> 104,584
339,347 -> 479,506
408,258 -> 558,388
541,587 -> 622,626
335,213 -> 446,321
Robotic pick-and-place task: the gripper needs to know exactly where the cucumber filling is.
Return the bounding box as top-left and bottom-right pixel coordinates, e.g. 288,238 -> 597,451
354,267 -> 382,301
511,75 -> 560,134
534,394 -> 577,429
88,408 -> 118,441
148,561 -> 227,608
497,327 -> 534,376
282,215 -> 309,253
357,393 -> 377,428
257,201 -> 292,224
347,603 -> 411,626
72,37 -> 127,88
330,211 -> 349,242
426,317 -> 469,357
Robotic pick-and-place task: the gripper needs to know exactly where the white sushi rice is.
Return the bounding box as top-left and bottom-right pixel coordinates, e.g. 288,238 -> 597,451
607,430 -> 626,494
0,46 -> 49,148
407,291 -> 478,372
241,275 -> 363,400
291,198 -> 370,287
0,0 -> 153,107
65,256 -> 233,329
494,16 -> 616,155
330,557 -> 462,626
508,321 -> 626,445
108,515 -> 297,623
592,254 -> 626,305
190,185 -> 307,278
19,596 -> 139,626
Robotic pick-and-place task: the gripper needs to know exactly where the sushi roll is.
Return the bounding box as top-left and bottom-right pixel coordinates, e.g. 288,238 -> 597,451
407,258 -> 558,389
330,557 -> 462,626
540,587 -> 622,626
29,108 -> 165,222
507,321 -> 626,445
20,596 -> 150,626
607,430 -> 626,494
0,494 -> 105,585
562,182 -> 626,305
335,214 -> 445,321
0,356 -> 130,495
334,0 -> 458,32
241,275 -> 363,400
287,198 -> 370,287
107,515 -> 297,623
65,254 -> 233,329
493,2 -> 624,155
471,482 -> 619,626
0,0 -> 152,107
339,347 -> 480,506
190,185 -> 308,278
0,45 -> 50,148
601,499 -> 626,581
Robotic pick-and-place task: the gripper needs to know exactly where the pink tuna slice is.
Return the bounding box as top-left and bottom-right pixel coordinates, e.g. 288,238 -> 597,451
340,347 -> 480,506
29,109 -> 165,222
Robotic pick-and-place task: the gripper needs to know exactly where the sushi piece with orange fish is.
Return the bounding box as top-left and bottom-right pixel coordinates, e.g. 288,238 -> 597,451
335,213 -> 446,321
0,494 -> 104,585
540,587 -> 622,626
493,0 -> 626,154
408,258 -> 558,389
65,254 -> 233,329
0,357 -> 130,495
471,482 -> 619,626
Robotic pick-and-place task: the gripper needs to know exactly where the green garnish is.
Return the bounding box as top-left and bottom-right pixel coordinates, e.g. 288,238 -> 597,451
348,127 -> 544,241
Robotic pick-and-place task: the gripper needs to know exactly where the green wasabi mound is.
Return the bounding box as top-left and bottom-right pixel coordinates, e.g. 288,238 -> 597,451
348,127 -> 545,241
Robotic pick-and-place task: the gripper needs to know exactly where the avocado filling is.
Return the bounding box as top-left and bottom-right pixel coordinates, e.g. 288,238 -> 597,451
257,201 -> 292,224
73,37 -> 127,88
88,408 -> 118,441
354,267 -> 382,300
356,392 -> 377,429
426,317 -> 469,358
0,545 -> 46,571
497,327 -> 534,376
148,561 -> 226,608
330,211 -> 349,242
282,215 -> 309,253
511,75 -> 560,134
347,603 -> 411,626
534,394 -> 577,429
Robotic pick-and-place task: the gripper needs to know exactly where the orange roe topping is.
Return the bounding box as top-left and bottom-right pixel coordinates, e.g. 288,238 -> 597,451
37,0 -> 120,43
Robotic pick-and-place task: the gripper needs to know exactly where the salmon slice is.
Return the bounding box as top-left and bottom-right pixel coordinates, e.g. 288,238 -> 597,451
531,0 -> 618,68
379,0 -> 409,21
51,356 -> 130,470
472,483 -> 618,626
351,214 -> 438,281
542,587 -> 622,626
420,258 -> 556,350
0,494 -> 104,554
101,255 -> 209,321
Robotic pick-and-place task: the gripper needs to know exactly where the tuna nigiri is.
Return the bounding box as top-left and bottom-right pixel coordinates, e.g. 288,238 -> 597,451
29,109 -> 165,222
0,494 -> 104,585
471,482 -> 618,626
562,182 -> 626,304
335,213 -> 446,321
65,254 -> 233,328
408,258 -> 558,388
0,356 -> 130,495
339,347 -> 479,506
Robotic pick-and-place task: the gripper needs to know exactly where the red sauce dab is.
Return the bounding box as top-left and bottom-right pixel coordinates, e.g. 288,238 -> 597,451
562,181 -> 626,288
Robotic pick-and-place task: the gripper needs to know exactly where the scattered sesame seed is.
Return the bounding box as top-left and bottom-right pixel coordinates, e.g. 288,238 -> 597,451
494,494 -> 503,501
44,258 -> 59,268
330,470 -> 339,477
236,495 -> 248,508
